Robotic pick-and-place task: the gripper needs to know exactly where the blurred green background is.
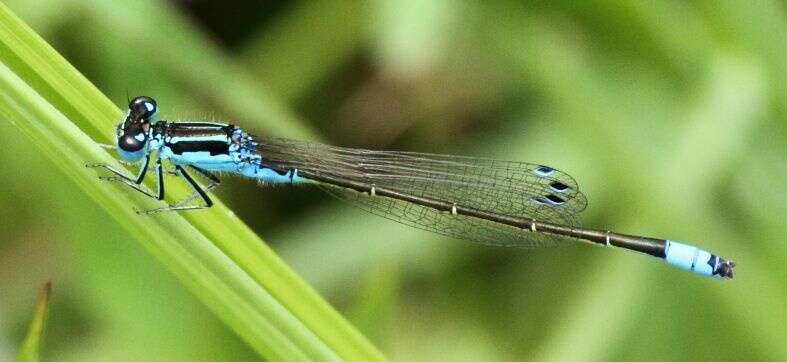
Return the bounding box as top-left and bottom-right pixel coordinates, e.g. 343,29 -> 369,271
0,0 -> 785,361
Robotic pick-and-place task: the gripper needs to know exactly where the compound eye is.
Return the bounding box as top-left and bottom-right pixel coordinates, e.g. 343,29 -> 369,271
119,132 -> 147,152
128,96 -> 158,120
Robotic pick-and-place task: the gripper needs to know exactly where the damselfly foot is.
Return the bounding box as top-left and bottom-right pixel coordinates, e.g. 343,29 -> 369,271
134,204 -> 212,215
132,179 -> 219,215
87,162 -> 161,199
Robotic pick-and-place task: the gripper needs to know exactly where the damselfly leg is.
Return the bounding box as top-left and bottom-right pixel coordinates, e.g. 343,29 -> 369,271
87,158 -> 219,214
86,154 -> 162,200
137,165 -> 218,214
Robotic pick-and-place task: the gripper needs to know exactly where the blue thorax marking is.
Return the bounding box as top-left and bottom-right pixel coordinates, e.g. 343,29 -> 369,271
137,121 -> 306,184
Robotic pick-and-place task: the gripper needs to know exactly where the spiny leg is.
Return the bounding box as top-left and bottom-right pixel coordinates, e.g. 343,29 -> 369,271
189,165 -> 221,184
168,166 -> 221,207
165,165 -> 220,184
86,155 -> 163,199
137,165 -> 215,214
155,159 -> 165,200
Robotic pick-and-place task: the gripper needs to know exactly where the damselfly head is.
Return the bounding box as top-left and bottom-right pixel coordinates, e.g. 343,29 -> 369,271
128,96 -> 158,121
116,96 -> 158,160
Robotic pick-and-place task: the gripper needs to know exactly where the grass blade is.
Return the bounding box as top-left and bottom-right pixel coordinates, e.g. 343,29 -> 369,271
15,281 -> 51,362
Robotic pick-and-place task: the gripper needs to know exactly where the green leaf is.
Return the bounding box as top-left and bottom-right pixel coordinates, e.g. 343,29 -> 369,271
15,281 -> 51,362
0,3 -> 384,361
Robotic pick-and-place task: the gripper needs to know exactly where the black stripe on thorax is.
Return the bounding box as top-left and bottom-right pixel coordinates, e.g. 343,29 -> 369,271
167,122 -> 233,137
164,122 -> 235,156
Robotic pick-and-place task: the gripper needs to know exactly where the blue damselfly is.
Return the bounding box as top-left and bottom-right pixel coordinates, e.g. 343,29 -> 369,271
87,96 -> 735,279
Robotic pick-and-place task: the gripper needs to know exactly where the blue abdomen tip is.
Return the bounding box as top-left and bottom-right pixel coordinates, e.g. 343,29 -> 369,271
664,240 -> 735,279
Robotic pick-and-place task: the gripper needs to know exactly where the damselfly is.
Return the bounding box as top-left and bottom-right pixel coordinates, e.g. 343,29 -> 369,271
87,96 -> 735,279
